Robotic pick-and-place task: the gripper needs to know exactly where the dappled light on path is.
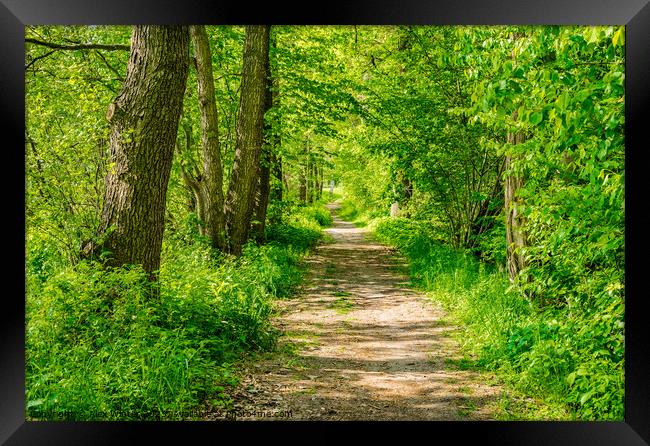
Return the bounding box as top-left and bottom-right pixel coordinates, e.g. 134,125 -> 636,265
204,202 -> 503,420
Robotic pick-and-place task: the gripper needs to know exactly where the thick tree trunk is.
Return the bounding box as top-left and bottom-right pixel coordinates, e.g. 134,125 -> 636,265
92,26 -> 189,278
190,25 -> 227,251
225,25 -> 270,255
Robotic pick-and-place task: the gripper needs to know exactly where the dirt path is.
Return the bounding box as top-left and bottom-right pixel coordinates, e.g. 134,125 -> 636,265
203,202 -> 503,420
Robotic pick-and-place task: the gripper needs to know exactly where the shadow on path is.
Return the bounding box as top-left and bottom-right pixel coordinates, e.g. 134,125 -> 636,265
203,202 -> 503,421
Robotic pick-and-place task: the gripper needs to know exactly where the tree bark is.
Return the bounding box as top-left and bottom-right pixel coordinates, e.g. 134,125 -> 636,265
224,25 -> 270,255
189,25 -> 227,251
91,26 -> 189,278
505,119 -> 527,283
251,31 -> 276,243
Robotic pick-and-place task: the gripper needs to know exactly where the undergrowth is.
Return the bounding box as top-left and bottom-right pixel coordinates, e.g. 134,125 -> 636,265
25,201 -> 331,420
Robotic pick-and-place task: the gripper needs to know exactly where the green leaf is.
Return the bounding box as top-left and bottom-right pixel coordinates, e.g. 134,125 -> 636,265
512,67 -> 525,78
27,399 -> 44,408
529,112 -> 543,126
612,28 -> 624,47
580,391 -> 594,405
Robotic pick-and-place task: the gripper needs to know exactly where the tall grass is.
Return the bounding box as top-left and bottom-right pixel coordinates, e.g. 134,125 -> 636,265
25,202 -> 328,420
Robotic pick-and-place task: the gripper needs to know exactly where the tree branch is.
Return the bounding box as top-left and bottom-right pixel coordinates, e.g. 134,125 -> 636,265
93,50 -> 125,81
25,49 -> 57,71
25,37 -> 130,51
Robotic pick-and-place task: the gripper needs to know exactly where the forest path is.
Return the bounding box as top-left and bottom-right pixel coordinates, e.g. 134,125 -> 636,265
203,202 -> 503,420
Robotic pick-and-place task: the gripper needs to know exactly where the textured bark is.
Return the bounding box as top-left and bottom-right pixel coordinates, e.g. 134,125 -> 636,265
189,25 -> 227,251
505,128 -> 527,284
225,25 -> 270,255
251,32 -> 275,244
95,26 -> 189,277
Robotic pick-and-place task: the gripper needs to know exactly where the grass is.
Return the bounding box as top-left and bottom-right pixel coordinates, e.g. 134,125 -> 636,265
328,296 -> 355,314
456,399 -> 478,418
25,201 -> 330,421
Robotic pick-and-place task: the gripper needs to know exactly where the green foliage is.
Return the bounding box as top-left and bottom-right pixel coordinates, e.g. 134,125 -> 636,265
265,200 -> 331,251
297,202 -> 334,227
26,204 -> 325,420
373,218 -> 623,420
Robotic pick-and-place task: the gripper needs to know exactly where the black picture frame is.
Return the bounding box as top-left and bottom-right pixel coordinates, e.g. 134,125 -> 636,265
3,1 -> 648,444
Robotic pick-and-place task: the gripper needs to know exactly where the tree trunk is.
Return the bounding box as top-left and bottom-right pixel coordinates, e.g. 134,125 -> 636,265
307,159 -> 315,204
505,128 -> 527,284
299,166 -> 307,203
504,32 -> 529,286
251,41 -> 274,244
91,25 -> 189,279
189,25 -> 227,251
318,165 -> 324,200
224,25 -> 270,255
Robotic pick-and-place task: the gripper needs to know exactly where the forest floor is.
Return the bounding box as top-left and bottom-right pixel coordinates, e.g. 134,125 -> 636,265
201,202 -> 505,420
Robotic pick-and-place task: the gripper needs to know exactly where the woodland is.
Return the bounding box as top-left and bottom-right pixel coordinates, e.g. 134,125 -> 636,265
25,25 -> 624,420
